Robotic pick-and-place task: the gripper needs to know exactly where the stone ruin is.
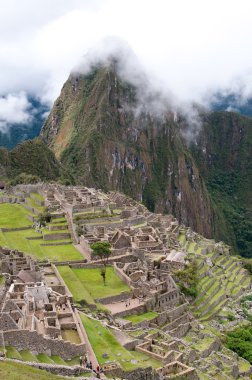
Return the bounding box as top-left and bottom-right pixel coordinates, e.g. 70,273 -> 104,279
1,183 -> 251,379
0,247 -> 86,360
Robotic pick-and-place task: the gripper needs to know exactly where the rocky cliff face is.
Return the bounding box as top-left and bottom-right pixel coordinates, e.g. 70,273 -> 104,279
41,64 -> 215,237
191,111 -> 252,256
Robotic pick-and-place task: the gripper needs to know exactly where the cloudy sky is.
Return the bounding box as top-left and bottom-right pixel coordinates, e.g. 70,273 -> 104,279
1,0 -> 252,128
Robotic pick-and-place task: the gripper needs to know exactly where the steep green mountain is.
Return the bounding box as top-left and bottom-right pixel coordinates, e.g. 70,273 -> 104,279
191,111 -> 252,257
40,64 -> 214,238
0,138 -> 64,183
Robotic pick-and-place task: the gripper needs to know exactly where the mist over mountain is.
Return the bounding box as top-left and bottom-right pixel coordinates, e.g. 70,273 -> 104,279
0,96 -> 49,149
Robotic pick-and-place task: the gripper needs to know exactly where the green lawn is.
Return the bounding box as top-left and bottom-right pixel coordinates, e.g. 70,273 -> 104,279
0,203 -> 31,228
0,228 -> 82,262
124,311 -> 158,325
72,267 -> 130,299
0,361 -> 76,380
80,314 -> 161,371
0,202 -> 82,262
30,192 -> 44,202
57,266 -> 95,305
58,266 -> 130,304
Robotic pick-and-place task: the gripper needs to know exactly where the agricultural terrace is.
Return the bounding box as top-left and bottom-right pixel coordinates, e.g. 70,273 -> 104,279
0,203 -> 31,228
0,199 -> 82,262
0,360 -> 92,380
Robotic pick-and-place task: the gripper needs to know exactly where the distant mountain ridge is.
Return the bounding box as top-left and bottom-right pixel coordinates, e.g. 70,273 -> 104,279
0,96 -> 49,149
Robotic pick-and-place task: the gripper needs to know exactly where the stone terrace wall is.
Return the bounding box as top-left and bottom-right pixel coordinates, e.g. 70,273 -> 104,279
3,330 -> 85,360
114,263 -> 132,287
104,365 -> 155,380
95,291 -> 132,305
0,358 -> 92,377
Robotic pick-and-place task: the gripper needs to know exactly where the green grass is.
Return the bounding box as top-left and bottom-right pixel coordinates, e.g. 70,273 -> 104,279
80,314 -> 161,370
1,228 -> 82,262
5,346 -> 22,360
0,203 -> 31,228
72,267 -> 130,299
26,197 -> 44,212
0,203 -> 82,262
50,217 -> 66,224
36,353 -> 54,364
50,355 -> 66,365
124,311 -> 158,324
30,192 -> 44,202
0,361 -> 75,380
43,229 -> 69,236
57,266 -> 95,305
19,350 -> 39,362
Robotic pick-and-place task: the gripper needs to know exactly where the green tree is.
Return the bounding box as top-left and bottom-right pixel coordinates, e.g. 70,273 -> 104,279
38,208 -> 51,226
90,241 -> 112,285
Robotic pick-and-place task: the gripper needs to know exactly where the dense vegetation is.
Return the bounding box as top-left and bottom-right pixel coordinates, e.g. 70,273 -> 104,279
0,138 -> 73,185
175,260 -> 198,298
226,325 -> 252,363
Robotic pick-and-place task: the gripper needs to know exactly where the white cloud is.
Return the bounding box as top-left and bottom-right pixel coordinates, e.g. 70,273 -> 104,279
1,0 -> 252,111
0,92 -> 32,133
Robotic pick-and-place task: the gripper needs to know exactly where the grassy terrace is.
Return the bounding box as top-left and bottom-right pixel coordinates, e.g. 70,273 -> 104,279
30,192 -> 44,202
180,230 -> 251,321
0,228 -> 82,262
0,203 -> 31,228
25,197 -> 44,212
0,361 -> 78,380
124,311 -> 158,324
0,203 -> 82,262
2,345 -> 80,366
80,314 -> 161,371
58,266 -> 130,304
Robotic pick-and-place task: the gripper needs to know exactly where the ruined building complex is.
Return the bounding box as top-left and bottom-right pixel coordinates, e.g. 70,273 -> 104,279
0,183 -> 251,379
0,248 -> 86,360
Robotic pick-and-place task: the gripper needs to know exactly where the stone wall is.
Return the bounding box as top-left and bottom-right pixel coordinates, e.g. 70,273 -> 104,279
95,291 -> 132,305
169,322 -> 191,338
3,329 -> 85,360
0,197 -> 18,203
201,337 -> 221,358
104,364 -> 156,380
156,303 -> 188,325
0,226 -> 31,233
43,232 -> 71,240
113,304 -> 146,318
114,263 -> 132,287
